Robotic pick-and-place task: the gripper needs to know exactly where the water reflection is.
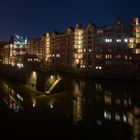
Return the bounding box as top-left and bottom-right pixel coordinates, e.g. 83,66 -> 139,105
32,96 -> 37,108
129,106 -> 140,140
26,71 -> 37,89
71,79 -> 140,139
1,81 -> 23,112
45,74 -> 62,94
73,80 -> 84,124
0,76 -> 140,139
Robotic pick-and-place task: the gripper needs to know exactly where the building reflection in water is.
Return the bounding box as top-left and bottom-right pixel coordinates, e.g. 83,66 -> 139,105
1,80 -> 38,111
71,79 -> 140,139
26,71 -> 37,89
0,77 -> 140,140
128,106 -> 140,140
73,80 -> 84,124
48,98 -> 56,109
1,81 -> 23,112
98,84 -> 140,140
32,96 -> 37,108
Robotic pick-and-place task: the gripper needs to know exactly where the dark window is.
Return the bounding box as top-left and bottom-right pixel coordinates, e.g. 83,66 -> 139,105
88,36 -> 93,39
88,41 -> 93,44
88,31 -> 93,35
88,61 -> 92,65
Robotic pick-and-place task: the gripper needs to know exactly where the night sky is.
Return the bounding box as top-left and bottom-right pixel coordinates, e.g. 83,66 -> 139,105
0,0 -> 139,40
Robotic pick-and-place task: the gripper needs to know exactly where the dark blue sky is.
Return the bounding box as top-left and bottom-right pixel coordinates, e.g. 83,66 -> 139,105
0,0 -> 139,40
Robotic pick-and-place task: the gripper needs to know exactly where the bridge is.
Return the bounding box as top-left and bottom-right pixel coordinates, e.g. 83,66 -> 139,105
24,62 -> 65,93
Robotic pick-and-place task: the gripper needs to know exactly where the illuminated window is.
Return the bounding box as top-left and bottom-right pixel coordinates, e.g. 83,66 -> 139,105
96,66 -> 102,70
17,63 -> 24,69
96,54 -> 102,59
74,53 -> 83,59
104,96 -> 112,104
81,65 -> 85,68
116,39 -> 121,42
46,33 -> 50,37
47,42 -> 50,45
104,111 -> 111,120
124,39 -> 128,42
46,50 -> 50,53
88,65 -> 92,68
97,30 -> 103,34
105,39 -> 112,43
129,38 -> 134,43
78,36 -> 82,40
99,66 -> 102,69
77,49 -> 83,53
34,58 -> 38,61
123,114 -> 127,122
123,99 -> 128,106
78,40 -> 83,44
78,54 -> 83,59
129,43 -> 136,48
115,113 -> 121,121
116,55 -> 121,59
95,84 -> 102,92
75,59 -> 79,64
134,48 -> 140,54
78,30 -> 83,36
105,61 -> 112,65
105,54 -> 112,59
124,55 -> 128,59
89,49 -> 92,52
96,66 -> 99,69
56,54 -> 60,57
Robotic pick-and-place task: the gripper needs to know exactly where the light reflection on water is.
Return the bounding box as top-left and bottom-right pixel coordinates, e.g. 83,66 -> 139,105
0,76 -> 140,139
1,81 -> 23,112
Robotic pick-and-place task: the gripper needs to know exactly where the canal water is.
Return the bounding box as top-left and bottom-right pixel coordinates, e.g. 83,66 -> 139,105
0,74 -> 140,140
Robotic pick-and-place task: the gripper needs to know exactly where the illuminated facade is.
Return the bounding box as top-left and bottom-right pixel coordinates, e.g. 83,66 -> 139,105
66,26 -> 74,66
41,30 -> 73,67
26,18 -> 140,71
1,17 -> 140,72
40,23 -> 95,69
73,23 -> 85,68
73,80 -> 83,124
95,19 -> 134,70
129,37 -> 136,48
50,31 -> 69,66
28,38 -> 40,56
44,33 -> 51,63
0,41 -> 9,63
131,17 -> 140,55
39,36 -> 46,61
2,35 -> 28,67
28,37 -> 46,62
133,17 -> 140,44
72,22 -> 96,69
85,22 -> 96,68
